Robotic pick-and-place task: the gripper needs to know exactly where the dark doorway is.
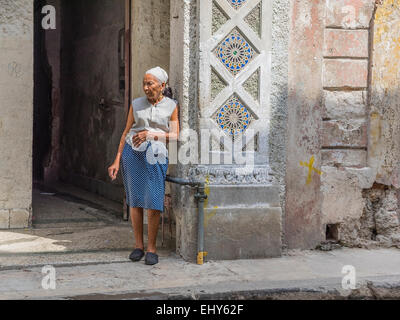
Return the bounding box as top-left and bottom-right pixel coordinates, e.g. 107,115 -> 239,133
32,0 -> 130,226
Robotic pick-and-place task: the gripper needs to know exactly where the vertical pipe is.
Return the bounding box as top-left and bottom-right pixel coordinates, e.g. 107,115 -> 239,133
197,183 -> 206,265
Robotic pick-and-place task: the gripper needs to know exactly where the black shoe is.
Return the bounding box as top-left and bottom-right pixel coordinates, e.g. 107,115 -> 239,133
129,248 -> 145,262
145,252 -> 159,265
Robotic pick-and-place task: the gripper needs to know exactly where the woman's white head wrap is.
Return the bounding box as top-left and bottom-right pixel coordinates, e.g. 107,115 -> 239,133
145,67 -> 168,84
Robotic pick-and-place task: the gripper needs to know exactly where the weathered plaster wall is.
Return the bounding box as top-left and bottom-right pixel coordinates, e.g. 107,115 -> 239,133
169,0 -> 199,261
60,0 -> 126,202
369,0 -> 400,188
269,0 -> 289,247
131,0 -> 170,99
285,0 -> 326,249
0,0 -> 34,229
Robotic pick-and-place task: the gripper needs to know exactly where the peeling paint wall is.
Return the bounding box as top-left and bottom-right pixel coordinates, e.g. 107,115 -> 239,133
369,0 -> 400,188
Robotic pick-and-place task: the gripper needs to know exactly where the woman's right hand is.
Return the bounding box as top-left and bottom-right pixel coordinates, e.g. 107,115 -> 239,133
108,162 -> 120,181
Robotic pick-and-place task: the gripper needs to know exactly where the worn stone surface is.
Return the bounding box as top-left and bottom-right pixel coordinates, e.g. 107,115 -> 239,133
322,90 -> 367,119
205,207 -> 282,260
325,0 -> 375,29
212,1 -> 228,35
244,2 -> 262,36
0,210 -> 10,230
322,119 -> 368,148
267,0 -> 289,248
340,185 -> 400,249
169,0 -> 199,261
210,69 -> 226,100
322,150 -> 367,168
9,209 -> 30,229
321,167 -> 369,225
369,0 -> 400,188
243,69 -> 260,102
0,0 -> 32,35
324,29 -> 369,58
323,60 -> 369,88
2,248 -> 400,299
0,0 -> 33,227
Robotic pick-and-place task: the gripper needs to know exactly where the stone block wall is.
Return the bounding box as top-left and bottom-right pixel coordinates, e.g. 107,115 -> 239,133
321,0 -> 400,249
321,0 -> 374,235
0,0 -> 34,229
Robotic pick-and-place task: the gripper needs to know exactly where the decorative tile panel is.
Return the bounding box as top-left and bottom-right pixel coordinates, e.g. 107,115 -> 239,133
199,0 -> 272,166
214,95 -> 255,135
228,0 -> 247,10
214,28 -> 257,76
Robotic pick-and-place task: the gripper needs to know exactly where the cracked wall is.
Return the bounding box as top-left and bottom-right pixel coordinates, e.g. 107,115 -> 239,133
321,0 -> 400,249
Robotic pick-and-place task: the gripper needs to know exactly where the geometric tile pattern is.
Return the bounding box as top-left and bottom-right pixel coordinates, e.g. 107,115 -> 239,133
228,0 -> 247,10
214,95 -> 255,135
214,28 -> 257,76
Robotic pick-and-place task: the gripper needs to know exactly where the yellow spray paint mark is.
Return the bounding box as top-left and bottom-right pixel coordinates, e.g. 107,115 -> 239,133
204,175 -> 218,228
300,156 -> 323,185
197,251 -> 208,265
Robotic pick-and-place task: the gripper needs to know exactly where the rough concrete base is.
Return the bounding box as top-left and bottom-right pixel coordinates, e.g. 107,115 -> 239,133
205,208 -> 282,260
175,185 -> 282,261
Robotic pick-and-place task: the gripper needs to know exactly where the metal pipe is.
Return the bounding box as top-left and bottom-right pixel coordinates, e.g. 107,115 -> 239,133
194,183 -> 207,265
165,175 -> 207,265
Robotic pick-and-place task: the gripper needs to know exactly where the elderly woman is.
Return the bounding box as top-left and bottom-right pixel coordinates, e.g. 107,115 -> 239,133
108,67 -> 179,265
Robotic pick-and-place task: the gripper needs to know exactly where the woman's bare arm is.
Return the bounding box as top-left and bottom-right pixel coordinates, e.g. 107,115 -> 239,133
108,105 -> 135,181
114,105 -> 135,164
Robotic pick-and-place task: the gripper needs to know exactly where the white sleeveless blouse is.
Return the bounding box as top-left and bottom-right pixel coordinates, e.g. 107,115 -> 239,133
125,96 -> 177,153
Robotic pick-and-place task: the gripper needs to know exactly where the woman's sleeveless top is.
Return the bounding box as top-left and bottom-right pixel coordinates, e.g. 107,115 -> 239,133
125,96 -> 177,154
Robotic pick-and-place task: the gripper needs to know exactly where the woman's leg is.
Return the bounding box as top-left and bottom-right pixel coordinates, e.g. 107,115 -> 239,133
147,210 -> 161,253
130,207 -> 144,250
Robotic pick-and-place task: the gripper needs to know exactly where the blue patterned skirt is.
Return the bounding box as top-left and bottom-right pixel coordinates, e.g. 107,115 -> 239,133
120,142 -> 168,212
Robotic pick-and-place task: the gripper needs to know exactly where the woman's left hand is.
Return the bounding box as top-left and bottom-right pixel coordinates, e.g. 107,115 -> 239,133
132,130 -> 148,148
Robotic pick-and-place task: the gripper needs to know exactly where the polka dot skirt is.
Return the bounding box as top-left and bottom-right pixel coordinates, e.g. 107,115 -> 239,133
120,142 -> 169,212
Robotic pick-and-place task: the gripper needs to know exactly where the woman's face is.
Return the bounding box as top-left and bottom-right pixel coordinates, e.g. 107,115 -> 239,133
143,74 -> 165,101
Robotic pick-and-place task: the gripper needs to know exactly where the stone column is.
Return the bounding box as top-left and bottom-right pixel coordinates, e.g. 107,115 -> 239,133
170,0 -> 285,261
0,0 -> 34,229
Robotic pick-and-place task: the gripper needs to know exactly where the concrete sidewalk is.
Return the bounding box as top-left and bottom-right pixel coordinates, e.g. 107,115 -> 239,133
1,247 -> 400,300
1,184 -> 399,300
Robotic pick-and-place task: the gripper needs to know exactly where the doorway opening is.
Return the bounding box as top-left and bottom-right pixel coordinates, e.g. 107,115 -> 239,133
32,0 -> 175,257
33,0 -> 131,228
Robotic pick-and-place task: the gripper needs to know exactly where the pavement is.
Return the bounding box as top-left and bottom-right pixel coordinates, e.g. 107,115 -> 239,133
1,183 -> 400,300
1,246 -> 400,300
